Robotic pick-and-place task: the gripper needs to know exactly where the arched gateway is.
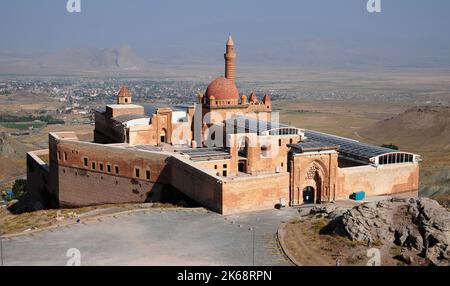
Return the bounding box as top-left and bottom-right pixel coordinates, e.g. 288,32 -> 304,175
290,160 -> 332,206
302,186 -> 315,204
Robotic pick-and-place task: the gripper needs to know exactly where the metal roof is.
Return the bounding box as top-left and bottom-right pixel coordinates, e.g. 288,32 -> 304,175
225,116 -> 300,136
304,130 -> 418,164
143,105 -> 158,116
289,140 -> 339,153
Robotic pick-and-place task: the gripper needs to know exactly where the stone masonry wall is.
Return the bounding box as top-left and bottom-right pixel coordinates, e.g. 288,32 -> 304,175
222,172 -> 290,215
336,163 -> 420,200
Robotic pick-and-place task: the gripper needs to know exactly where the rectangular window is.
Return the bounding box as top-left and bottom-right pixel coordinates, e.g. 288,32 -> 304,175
57,151 -> 61,160
222,170 -> 227,177
83,157 -> 88,167
115,165 -> 119,174
214,165 -> 218,169
99,163 -> 104,172
91,162 -> 96,170
135,168 -> 140,178
107,164 -> 111,173
146,170 -> 150,180
64,152 -> 67,161
223,164 -> 227,169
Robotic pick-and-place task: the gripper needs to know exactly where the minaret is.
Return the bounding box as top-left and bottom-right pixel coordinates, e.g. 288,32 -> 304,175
224,35 -> 236,82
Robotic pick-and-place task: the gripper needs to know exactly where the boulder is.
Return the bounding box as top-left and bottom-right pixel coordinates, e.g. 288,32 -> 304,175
325,198 -> 449,265
394,254 -> 414,265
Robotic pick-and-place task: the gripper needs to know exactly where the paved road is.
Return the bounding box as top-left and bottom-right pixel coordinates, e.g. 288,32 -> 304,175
1,207 -> 303,266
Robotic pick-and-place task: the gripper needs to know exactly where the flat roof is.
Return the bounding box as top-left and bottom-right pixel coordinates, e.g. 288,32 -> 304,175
142,103 -> 174,116
95,107 -> 106,113
106,104 -> 143,109
133,145 -> 163,152
112,114 -> 150,123
175,148 -> 231,161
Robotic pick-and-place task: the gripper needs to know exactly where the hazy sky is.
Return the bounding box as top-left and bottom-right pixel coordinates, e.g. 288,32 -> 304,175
1,0 -> 450,67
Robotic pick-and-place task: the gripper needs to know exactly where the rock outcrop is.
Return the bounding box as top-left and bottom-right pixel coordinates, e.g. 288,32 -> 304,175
325,198 -> 450,266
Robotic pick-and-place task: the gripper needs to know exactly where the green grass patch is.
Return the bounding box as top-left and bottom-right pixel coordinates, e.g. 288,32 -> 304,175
0,121 -> 46,130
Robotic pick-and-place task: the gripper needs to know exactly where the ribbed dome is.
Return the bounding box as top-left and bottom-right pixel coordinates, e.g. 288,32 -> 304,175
205,77 -> 239,101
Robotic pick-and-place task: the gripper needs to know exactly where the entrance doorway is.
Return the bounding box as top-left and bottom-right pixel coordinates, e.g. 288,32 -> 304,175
238,160 -> 246,173
303,186 -> 315,204
160,129 -> 167,143
238,137 -> 249,157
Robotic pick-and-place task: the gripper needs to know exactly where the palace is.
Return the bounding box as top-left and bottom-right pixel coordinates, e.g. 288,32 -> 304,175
27,36 -> 420,214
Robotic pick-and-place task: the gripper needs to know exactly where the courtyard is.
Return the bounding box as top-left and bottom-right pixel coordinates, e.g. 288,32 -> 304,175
1,207 -> 301,266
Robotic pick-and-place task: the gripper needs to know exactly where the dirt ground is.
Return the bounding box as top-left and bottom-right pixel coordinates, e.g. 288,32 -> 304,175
278,215 -> 427,266
276,99 -> 410,139
0,123 -> 93,190
0,91 -> 63,113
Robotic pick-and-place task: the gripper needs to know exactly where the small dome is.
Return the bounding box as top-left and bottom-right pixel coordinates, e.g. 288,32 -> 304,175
205,77 -> 239,101
249,91 -> 258,103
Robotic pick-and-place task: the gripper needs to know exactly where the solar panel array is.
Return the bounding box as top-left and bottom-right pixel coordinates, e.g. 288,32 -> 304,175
304,130 -> 398,163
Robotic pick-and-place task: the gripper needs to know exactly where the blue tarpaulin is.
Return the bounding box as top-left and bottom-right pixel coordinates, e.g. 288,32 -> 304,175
351,192 -> 365,201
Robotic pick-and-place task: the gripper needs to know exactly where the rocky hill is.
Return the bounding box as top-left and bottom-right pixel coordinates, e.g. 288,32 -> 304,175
360,106 -> 450,151
323,198 -> 450,266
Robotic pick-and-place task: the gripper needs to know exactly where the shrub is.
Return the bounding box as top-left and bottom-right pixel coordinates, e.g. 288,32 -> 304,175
381,144 -> 399,150
12,179 -> 27,199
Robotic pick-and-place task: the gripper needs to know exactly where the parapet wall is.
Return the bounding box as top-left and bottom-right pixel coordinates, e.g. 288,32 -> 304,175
26,149 -> 57,208
336,163 -> 419,200
52,134 -> 172,207
222,172 -> 290,215
168,156 -> 223,213
58,166 -> 167,207
169,156 -> 291,215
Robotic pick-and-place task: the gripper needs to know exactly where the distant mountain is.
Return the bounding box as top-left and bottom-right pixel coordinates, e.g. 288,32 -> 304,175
90,46 -> 143,70
359,106 -> 450,151
1,41 -> 450,76
0,45 -> 145,75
